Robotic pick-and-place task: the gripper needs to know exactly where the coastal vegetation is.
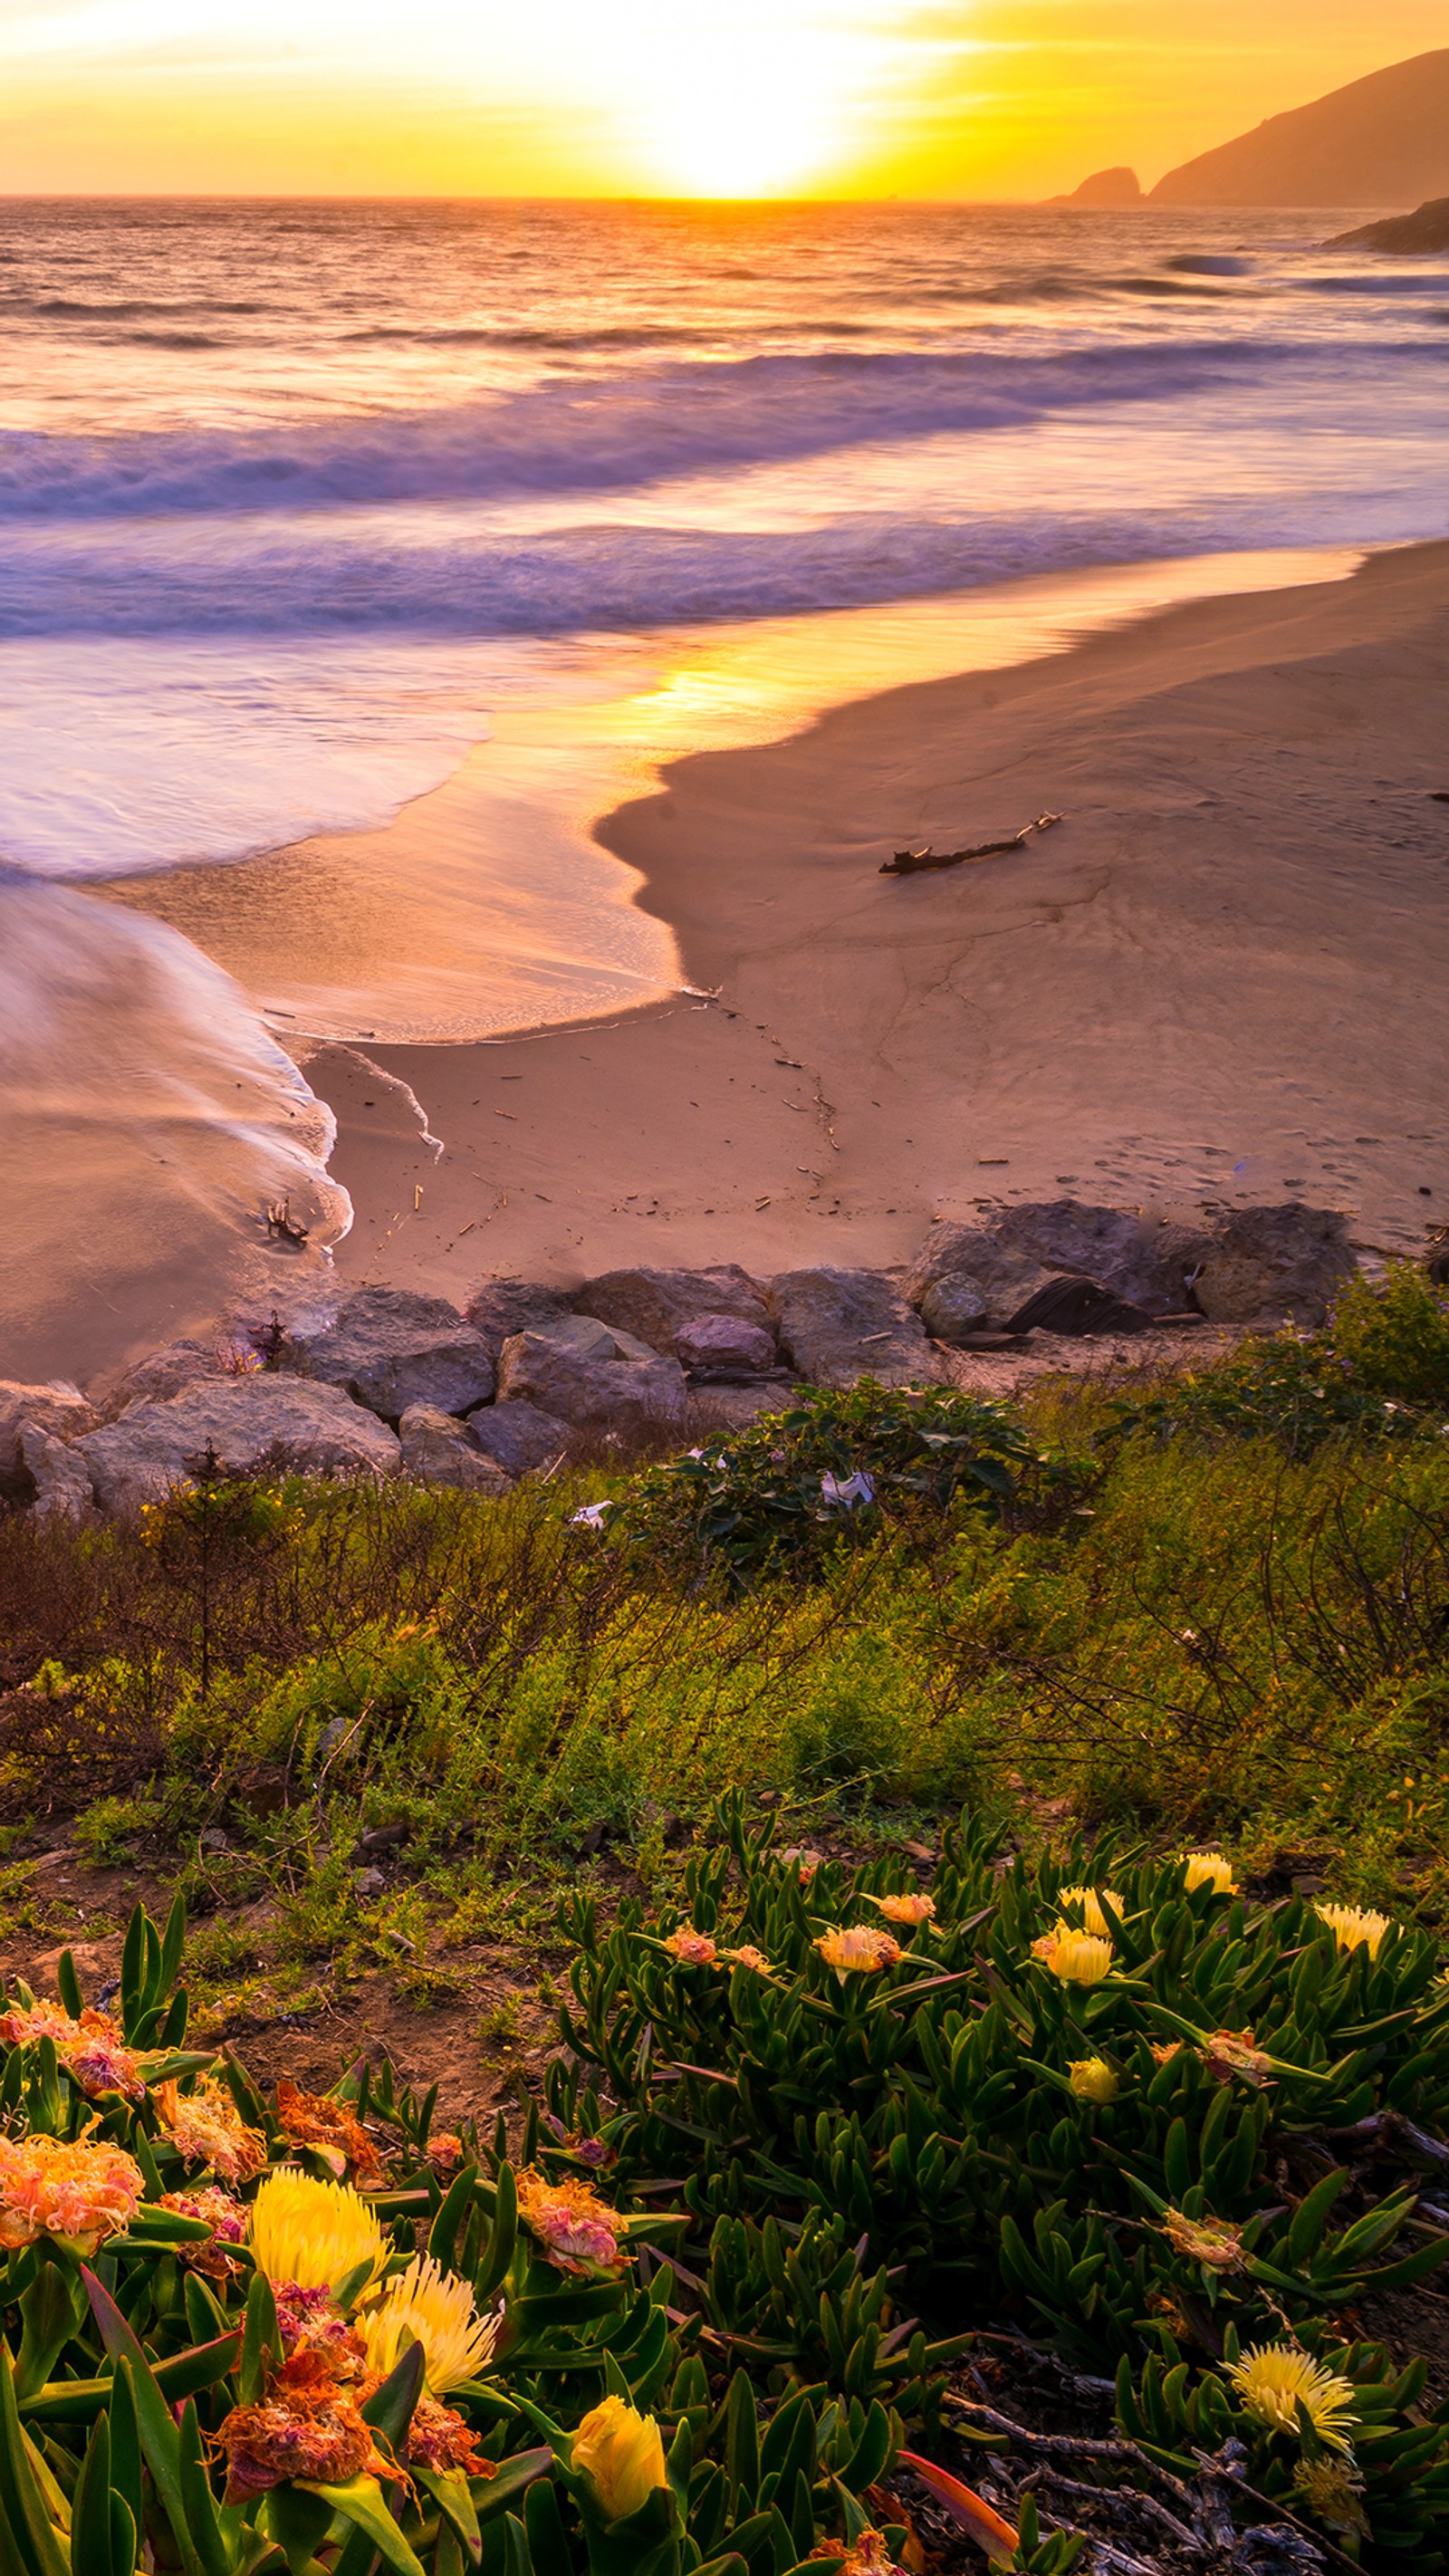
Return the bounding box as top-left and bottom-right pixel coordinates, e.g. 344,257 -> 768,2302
0,1266 -> 1447,2568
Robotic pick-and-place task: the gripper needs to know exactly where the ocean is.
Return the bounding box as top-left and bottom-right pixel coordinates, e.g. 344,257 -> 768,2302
1,195 -> 1444,1369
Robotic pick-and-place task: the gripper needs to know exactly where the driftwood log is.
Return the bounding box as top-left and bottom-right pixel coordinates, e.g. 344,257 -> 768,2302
881,811 -> 1062,876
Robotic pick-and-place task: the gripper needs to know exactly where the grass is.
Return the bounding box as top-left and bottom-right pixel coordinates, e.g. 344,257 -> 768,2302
1,1266 -> 1446,2073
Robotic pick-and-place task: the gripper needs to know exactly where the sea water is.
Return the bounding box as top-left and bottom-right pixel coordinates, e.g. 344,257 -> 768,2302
0,197 -> 1444,1360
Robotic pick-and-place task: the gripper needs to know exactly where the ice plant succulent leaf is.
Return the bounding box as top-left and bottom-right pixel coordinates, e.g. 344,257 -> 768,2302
295,2475 -> 427,2576
248,2168 -> 389,2302
571,2393 -> 667,2523
1227,2344 -> 1358,2452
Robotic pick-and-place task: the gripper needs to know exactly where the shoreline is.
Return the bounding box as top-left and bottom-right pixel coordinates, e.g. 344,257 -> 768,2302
297,539 -> 1449,1315
9,535 -> 1448,1388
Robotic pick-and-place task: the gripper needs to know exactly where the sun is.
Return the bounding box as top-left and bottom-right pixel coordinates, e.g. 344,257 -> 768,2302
602,4 -> 889,197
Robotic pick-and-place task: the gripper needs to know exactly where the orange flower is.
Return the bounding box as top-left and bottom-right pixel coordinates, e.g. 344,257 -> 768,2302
428,2132 -> 465,2173
1163,2209 -> 1243,2272
160,2186 -> 249,2279
404,2391 -> 494,2476
809,2533 -> 905,2574
155,2075 -> 265,2183
725,1945 -> 773,1973
1150,2040 -> 1183,2067
274,2079 -> 383,2186
516,2166 -> 628,2279
815,1925 -> 901,1977
0,2000 -> 144,2102
215,2353 -> 392,2504
0,2130 -> 144,2254
663,1929 -> 718,1966
865,1891 -> 936,1927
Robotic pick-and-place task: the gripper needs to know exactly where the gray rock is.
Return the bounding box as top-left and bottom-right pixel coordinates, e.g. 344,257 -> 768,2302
573,1264 -> 770,1357
287,1288 -> 494,1421
467,1399 -> 572,1478
18,1422 -> 94,1521
102,1338 -> 228,1416
74,1378 -> 400,1515
767,1268 -> 944,1390
497,1314 -> 687,1437
398,1404 -> 512,1494
675,1312 -> 778,1379
1192,1205 -> 1356,1327
464,1278 -> 575,1361
989,1201 -> 1212,1312
687,1381 -> 803,1436
904,1226 -> 1054,1323
919,1274 -> 992,1342
0,1382 -> 97,1482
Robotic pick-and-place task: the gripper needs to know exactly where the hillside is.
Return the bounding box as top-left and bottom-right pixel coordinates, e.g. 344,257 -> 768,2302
1150,47 -> 1449,206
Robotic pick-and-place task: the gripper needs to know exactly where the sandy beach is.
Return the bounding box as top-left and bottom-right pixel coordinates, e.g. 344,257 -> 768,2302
165,537 -> 1449,1322
28,541 -> 1431,1380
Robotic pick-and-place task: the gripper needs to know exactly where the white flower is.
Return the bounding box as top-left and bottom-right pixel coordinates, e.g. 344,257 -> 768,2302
820,1471 -> 874,1510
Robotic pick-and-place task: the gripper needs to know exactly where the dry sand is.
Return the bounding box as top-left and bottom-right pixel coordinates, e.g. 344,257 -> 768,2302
290,541 -> 1449,1309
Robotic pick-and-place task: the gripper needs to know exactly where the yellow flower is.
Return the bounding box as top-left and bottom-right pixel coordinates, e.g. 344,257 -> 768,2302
1163,2209 -> 1243,2271
248,2168 -> 388,2303
155,2075 -> 265,2183
663,1929 -> 718,1966
1057,1885 -> 1125,1938
0,2130 -> 144,2255
814,1925 -> 901,1976
1068,2056 -> 1119,2104
1184,1850 -> 1238,1896
571,2394 -> 667,2523
865,1891 -> 936,1927
1292,2457 -> 1368,2537
360,2254 -> 498,2393
1227,2344 -> 1358,2454
1316,1902 -> 1390,1959
1032,1927 -> 1114,1985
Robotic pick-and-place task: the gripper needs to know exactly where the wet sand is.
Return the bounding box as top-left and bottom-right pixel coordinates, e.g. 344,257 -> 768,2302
297,540 -> 1449,1306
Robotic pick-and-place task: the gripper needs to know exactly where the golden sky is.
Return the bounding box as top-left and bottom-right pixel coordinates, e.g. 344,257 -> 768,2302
1,0 -> 1444,200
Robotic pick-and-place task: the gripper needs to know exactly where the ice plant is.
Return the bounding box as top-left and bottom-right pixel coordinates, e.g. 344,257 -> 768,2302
1032,1926 -> 1114,1985
404,2391 -> 491,2475
779,1846 -> 824,1882
216,2353 -> 391,2504
571,2394 -> 667,2523
1227,2344 -> 1358,2453
0,2130 -> 144,2254
1068,2056 -> 1119,2103
1316,1901 -> 1391,1959
865,1890 -> 936,1927
360,2253 -> 499,2392
1056,1884 -> 1126,1938
274,2077 -> 383,2183
815,1925 -> 901,1976
1292,2457 -> 1368,2537
1184,1850 -> 1238,1895
1204,2027 -> 1272,2085
248,2167 -> 389,2301
663,1928 -> 719,1966
725,1944 -> 773,1973
160,2185 -> 249,2278
273,2281 -> 365,2373
1164,2209 -> 1244,2271
0,2000 -> 144,2101
810,2536 -> 906,2575
516,2165 -> 628,2278
155,2073 -> 265,2182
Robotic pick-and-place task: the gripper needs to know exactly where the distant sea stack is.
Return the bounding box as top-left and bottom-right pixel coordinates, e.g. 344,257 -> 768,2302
1050,167 -> 1143,208
1149,48 -> 1449,207
1329,197 -> 1449,255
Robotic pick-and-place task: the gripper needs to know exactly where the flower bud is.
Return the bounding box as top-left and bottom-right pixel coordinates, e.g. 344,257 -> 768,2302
572,2394 -> 667,2523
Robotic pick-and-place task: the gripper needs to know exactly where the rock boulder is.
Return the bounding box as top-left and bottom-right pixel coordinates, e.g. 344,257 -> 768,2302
675,1312 -> 778,1379
496,1315 -> 688,1438
19,1423 -> 94,1521
573,1264 -> 770,1356
286,1288 -> 494,1421
102,1339 -> 228,1416
0,1383 -> 97,1483
1191,1205 -> 1356,1326
464,1278 -> 576,1363
74,1379 -> 400,1515
467,1399 -> 572,1479
398,1405 -> 512,1494
989,1202 -> 1211,1312
767,1269 -> 943,1390
918,1274 -> 992,1343
904,1228 -> 1054,1325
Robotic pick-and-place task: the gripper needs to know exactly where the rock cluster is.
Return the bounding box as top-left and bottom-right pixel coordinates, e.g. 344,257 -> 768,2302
0,1199 -> 1364,1520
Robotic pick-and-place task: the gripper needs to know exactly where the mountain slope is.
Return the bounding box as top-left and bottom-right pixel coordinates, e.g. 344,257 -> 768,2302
1150,50 -> 1449,206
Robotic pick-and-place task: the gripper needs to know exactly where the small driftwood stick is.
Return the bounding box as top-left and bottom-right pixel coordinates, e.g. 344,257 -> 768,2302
881,810 -> 1062,876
